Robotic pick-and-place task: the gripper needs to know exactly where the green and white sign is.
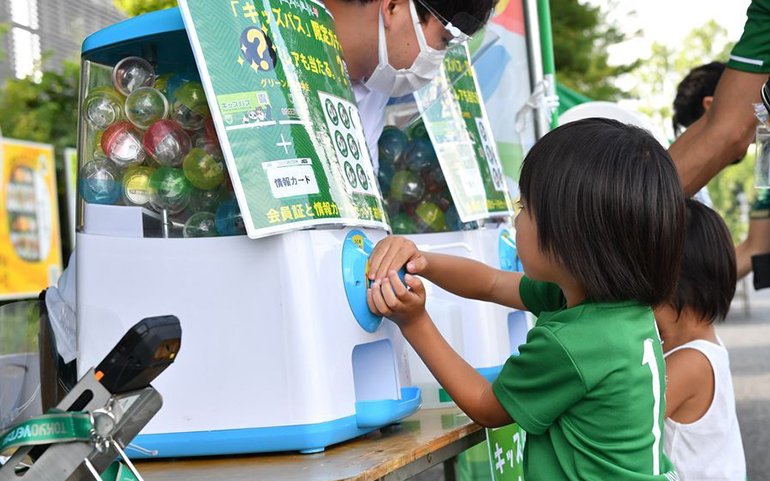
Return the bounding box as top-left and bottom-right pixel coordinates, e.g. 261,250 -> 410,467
178,0 -> 387,239
414,44 -> 514,222
486,424 -> 527,481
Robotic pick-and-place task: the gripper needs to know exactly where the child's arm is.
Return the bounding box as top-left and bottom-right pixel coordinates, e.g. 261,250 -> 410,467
367,270 -> 514,428
664,349 -> 715,419
368,236 -> 527,310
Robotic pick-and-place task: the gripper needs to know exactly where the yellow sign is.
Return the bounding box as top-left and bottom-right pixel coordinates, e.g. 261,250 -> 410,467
0,139 -> 62,300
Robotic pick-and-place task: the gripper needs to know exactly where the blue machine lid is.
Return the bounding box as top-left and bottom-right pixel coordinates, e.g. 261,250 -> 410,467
82,8 -> 185,56
81,7 -> 197,75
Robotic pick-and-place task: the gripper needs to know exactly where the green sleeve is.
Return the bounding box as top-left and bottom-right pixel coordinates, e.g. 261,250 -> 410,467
492,326 -> 586,435
518,276 -> 566,316
728,0 -> 770,73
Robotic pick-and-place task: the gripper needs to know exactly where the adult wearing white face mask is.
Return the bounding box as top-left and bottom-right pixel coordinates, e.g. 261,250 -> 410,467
325,0 -> 498,170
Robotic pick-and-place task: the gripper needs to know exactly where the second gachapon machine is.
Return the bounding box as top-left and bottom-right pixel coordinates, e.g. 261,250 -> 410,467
75,2 -> 420,458
376,43 -> 528,408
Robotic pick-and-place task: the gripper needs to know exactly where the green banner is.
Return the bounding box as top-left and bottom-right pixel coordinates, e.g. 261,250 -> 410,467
414,44 -> 514,223
0,412 -> 92,455
486,424 -> 526,481
178,0 -> 388,239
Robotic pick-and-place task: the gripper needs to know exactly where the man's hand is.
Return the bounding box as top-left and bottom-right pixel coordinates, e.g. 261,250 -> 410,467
369,236 -> 428,282
367,271 -> 427,330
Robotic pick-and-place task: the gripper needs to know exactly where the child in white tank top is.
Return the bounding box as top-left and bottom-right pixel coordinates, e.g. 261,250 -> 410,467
655,199 -> 746,481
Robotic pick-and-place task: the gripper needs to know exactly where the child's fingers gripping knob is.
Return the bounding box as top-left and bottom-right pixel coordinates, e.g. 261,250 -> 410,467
370,280 -> 392,317
388,270 -> 409,299
366,287 -> 381,317
404,274 -> 425,297
368,241 -> 392,280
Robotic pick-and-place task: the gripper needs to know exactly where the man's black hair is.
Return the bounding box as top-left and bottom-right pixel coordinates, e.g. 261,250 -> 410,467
672,62 -> 725,136
672,198 -> 736,323
338,0 -> 498,36
519,118 -> 686,306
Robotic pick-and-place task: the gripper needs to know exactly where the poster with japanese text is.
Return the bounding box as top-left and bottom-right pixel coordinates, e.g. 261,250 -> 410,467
414,44 -> 514,222
475,0 -> 535,197
0,139 -> 62,300
179,0 -> 388,239
487,424 -> 526,481
455,45 -> 515,216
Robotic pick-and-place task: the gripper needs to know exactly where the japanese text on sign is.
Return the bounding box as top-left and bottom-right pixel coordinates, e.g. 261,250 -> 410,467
487,425 -> 527,481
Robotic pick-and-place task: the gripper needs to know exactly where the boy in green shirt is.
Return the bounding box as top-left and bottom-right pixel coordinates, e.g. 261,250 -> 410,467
367,119 -> 685,480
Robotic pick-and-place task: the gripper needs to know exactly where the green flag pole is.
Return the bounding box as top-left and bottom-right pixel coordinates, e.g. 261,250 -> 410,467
537,0 -> 558,129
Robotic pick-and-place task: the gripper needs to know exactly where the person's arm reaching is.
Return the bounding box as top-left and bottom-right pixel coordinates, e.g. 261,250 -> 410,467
669,68 -> 767,195
367,270 -> 514,428
367,236 -> 527,310
737,218 -> 770,278
737,190 -> 770,278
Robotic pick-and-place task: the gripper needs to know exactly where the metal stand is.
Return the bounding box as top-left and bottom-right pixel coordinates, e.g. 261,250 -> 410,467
0,369 -> 162,481
161,209 -> 171,239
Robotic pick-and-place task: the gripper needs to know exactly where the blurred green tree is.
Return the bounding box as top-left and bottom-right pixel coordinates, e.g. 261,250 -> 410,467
113,0 -> 177,17
551,0 -> 640,100
633,20 -> 734,135
0,24 -> 8,61
0,61 -> 79,155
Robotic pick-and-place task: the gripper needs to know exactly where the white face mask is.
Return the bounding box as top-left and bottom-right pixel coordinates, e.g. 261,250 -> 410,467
364,0 -> 448,97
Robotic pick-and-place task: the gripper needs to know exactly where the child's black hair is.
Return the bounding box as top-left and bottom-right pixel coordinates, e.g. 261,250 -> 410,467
672,198 -> 736,323
519,118 -> 686,306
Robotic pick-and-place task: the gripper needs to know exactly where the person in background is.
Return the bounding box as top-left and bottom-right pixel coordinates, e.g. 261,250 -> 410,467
740,188 -> 770,279
669,0 -> 770,195
672,61 -> 726,207
655,199 -> 747,481
672,60 -> 770,279
672,62 -> 726,139
325,0 -> 498,168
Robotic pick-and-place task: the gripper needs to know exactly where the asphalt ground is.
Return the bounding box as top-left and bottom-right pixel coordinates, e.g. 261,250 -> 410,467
719,277 -> 770,481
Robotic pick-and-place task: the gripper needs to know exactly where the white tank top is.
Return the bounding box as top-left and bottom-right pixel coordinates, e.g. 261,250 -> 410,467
663,339 -> 746,481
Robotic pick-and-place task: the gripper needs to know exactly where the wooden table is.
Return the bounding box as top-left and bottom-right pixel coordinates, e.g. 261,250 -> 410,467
135,408 -> 485,481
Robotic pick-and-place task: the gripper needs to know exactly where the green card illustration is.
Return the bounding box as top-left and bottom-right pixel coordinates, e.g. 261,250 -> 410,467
487,424 -> 527,481
414,44 -> 514,222
178,0 -> 387,239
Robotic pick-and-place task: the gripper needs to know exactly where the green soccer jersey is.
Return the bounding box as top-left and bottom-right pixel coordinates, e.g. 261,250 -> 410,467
492,277 -> 679,481
728,0 -> 770,73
